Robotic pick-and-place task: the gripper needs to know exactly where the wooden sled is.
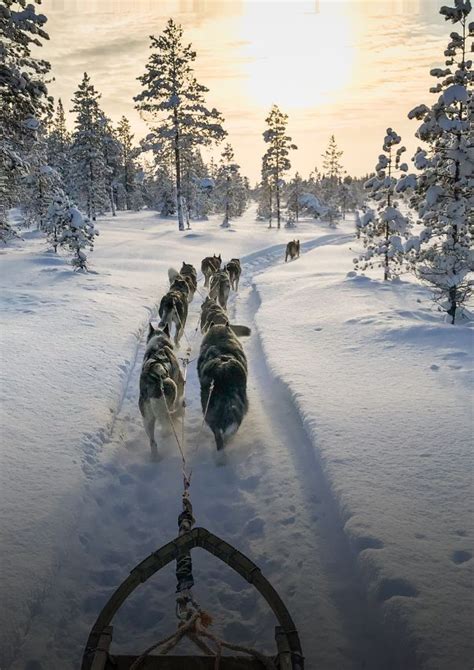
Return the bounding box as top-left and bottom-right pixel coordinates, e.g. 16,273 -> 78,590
81,527 -> 304,670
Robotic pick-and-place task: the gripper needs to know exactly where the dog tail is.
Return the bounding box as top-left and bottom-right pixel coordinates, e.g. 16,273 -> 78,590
168,267 -> 179,285
229,324 -> 251,337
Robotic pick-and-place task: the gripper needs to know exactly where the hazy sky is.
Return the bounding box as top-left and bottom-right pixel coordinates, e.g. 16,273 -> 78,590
37,0 -> 448,182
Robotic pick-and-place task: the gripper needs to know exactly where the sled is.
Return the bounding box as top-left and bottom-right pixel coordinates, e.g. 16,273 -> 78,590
81,527 -> 304,670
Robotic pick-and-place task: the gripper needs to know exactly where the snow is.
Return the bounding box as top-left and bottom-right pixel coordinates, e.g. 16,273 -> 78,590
0,208 -> 472,669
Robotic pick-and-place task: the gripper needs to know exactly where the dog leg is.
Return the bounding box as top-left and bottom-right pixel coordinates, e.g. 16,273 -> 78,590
142,407 -> 158,459
214,428 -> 225,451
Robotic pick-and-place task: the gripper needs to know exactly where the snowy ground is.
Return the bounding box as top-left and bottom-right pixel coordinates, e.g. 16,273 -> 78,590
0,208 -> 472,670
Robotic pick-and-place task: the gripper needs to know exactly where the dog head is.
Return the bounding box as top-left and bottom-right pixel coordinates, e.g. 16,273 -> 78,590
147,322 -> 171,342
181,261 -> 194,273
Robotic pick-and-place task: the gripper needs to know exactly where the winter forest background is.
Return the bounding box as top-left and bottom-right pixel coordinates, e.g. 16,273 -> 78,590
0,1 -> 473,669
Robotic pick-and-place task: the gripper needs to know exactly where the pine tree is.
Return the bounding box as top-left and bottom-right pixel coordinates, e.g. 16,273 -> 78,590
46,99 -> 71,186
321,135 -> 344,226
262,105 -> 297,229
135,19 -> 226,231
214,143 -> 248,227
257,153 -> 273,224
0,0 -> 53,240
286,172 -> 303,222
399,1 -> 473,324
98,112 -> 122,216
22,129 -> 62,229
116,116 -> 142,210
354,128 -> 411,280
70,73 -> 109,221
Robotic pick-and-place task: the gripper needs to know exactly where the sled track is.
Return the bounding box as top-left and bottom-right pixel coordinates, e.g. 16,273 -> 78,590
12,234 -> 387,670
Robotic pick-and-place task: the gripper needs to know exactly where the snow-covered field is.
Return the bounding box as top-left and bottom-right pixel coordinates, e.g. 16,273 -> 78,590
0,208 -> 472,670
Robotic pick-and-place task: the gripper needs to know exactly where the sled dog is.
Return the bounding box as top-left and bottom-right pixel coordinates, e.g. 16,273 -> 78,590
200,296 -> 251,337
226,258 -> 241,291
168,262 -> 197,303
139,323 -> 185,459
158,285 -> 188,346
209,269 -> 231,310
201,254 -> 221,287
197,323 -> 248,451
285,239 -> 300,262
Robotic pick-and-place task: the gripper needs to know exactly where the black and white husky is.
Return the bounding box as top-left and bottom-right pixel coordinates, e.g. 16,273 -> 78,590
139,323 -> 185,459
197,323 -> 248,451
209,269 -> 231,310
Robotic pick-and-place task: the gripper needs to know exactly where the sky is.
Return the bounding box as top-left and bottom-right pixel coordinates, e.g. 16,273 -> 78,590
37,0 -> 449,183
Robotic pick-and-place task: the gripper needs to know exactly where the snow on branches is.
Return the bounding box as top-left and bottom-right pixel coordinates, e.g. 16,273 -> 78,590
354,129 -> 411,280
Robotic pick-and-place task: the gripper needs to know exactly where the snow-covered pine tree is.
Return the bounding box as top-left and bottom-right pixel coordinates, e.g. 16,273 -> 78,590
22,129 -> 62,229
44,189 -> 71,252
214,143 -> 248,227
46,99 -> 71,186
97,112 -> 122,216
58,201 -> 99,270
286,172 -> 303,222
262,105 -> 297,229
116,116 -> 143,211
0,0 -> 53,240
399,0 -> 473,324
257,152 -> 273,224
70,73 -> 109,221
354,128 -> 411,280
321,135 -> 344,226
135,19 -> 226,231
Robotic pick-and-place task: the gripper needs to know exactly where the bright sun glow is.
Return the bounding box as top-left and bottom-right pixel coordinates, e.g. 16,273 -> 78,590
239,1 -> 354,109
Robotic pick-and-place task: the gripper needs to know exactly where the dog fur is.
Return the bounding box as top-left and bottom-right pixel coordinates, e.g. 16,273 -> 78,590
226,258 -> 241,291
209,269 -> 231,310
285,239 -> 300,262
200,296 -> 251,337
139,323 -> 185,459
197,323 -> 248,451
158,286 -> 188,346
201,254 -> 221,287
168,262 -> 197,303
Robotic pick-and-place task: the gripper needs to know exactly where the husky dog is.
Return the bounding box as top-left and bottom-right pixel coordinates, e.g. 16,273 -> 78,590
285,239 -> 300,262
226,258 -> 241,291
168,263 -> 197,303
158,286 -> 188,346
200,296 -> 251,337
197,323 -> 248,451
209,270 -> 231,310
139,323 -> 185,459
201,254 -> 221,287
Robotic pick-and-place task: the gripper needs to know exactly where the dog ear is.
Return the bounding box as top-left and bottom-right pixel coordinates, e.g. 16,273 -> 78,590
148,323 -> 155,338
162,323 -> 170,337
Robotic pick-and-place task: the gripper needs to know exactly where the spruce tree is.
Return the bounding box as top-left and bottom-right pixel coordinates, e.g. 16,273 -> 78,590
0,0 -> 53,240
354,129 -> 411,280
70,73 -> 109,221
321,135 -> 344,226
262,105 -> 297,229
286,172 -> 303,222
135,19 -> 226,230
400,1 -> 473,323
214,143 -> 248,227
116,116 -> 142,210
46,99 -> 71,186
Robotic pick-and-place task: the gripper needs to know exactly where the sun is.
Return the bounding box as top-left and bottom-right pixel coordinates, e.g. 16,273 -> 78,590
238,0 -> 354,110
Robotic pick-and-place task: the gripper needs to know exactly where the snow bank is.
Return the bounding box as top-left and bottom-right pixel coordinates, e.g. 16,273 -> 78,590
253,223 -> 473,668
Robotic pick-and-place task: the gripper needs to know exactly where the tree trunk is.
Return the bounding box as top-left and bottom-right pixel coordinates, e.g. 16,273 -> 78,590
276,180 -> 281,229
173,109 -> 184,231
448,286 -> 457,325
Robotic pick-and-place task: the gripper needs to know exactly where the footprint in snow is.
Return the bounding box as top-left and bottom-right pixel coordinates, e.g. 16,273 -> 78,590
451,550 -> 472,565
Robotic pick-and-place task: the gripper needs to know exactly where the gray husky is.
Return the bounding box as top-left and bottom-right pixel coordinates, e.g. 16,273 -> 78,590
158,286 -> 188,346
200,296 -> 251,337
139,323 -> 185,459
197,323 -> 248,451
209,269 -> 231,310
285,239 -> 300,262
201,254 -> 221,287
168,262 -> 197,303
225,258 -> 241,291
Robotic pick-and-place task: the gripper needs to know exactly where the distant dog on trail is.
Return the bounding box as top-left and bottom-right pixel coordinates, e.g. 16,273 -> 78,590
285,240 -> 300,262
168,262 -> 197,303
197,323 -> 248,451
226,258 -> 241,291
209,270 -> 231,310
201,254 -> 221,287
158,286 -> 188,346
200,296 -> 251,337
139,323 -> 185,459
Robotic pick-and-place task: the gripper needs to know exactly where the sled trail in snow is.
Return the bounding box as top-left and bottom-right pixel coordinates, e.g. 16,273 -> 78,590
13,238 -> 387,670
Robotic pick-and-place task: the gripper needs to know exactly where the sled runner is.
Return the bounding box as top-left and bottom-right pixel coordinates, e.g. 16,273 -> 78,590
81,527 -> 304,670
